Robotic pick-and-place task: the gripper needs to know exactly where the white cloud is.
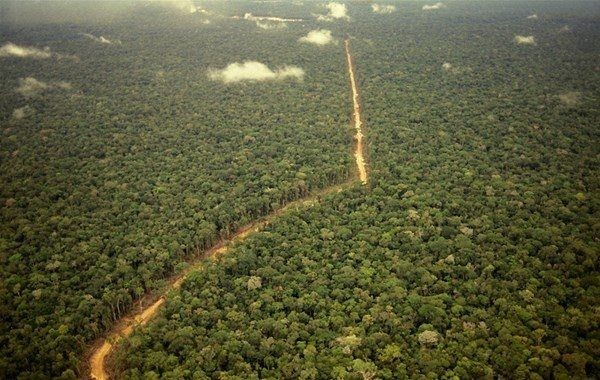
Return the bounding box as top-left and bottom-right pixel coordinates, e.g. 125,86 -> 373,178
16,77 -> 49,97
558,91 -> 581,107
0,43 -> 52,59
150,0 -> 198,13
243,13 -> 302,22
315,2 -> 349,21
299,29 -> 335,45
54,81 -> 72,90
242,15 -> 291,29
81,33 -> 121,45
422,2 -> 445,11
0,42 -> 76,60
371,4 -> 396,14
514,35 -> 536,45
12,106 -> 34,120
196,7 -> 213,15
208,61 -> 304,83
255,20 -> 287,29
441,62 -> 471,74
527,14 -> 538,20
326,2 -> 349,19
16,77 -> 72,97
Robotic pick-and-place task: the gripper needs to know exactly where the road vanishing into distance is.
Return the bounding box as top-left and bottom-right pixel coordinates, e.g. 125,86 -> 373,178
88,38 -> 367,380
344,38 -> 368,185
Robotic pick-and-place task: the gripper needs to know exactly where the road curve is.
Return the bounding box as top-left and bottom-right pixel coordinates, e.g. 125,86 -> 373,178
89,297 -> 166,380
87,39 -> 367,380
88,223 -> 257,379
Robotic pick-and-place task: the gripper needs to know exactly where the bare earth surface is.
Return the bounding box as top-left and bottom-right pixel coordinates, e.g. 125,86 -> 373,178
345,38 -> 368,185
88,39 -> 366,380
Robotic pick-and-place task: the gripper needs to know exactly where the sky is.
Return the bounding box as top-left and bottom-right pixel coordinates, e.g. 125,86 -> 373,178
0,0 -> 187,24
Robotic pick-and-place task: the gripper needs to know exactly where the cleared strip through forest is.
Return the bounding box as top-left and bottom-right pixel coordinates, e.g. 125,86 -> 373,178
344,38 -> 368,184
87,39 -> 366,380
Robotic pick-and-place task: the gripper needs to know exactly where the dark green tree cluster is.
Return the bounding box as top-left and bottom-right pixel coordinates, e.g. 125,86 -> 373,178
0,5 -> 353,378
116,1 -> 598,379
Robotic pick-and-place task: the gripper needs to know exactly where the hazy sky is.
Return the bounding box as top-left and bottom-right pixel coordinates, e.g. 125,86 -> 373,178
0,0 -> 199,25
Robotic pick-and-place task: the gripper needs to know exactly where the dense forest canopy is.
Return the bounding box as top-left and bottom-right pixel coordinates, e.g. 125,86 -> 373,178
116,1 -> 599,379
0,0 -> 598,379
1,1 -> 355,377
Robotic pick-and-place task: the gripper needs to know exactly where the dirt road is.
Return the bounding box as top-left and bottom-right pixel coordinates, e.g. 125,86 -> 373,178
88,40 -> 367,380
345,38 -> 368,184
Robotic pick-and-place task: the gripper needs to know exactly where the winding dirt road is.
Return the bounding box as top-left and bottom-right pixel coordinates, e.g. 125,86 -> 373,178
87,39 -> 366,380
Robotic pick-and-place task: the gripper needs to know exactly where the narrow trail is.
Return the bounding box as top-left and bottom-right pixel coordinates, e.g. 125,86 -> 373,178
87,39 -> 366,380
345,38 -> 368,185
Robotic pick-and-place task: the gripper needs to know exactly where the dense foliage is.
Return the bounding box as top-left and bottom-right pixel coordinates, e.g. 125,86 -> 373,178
0,4 -> 354,378
116,1 -> 599,379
